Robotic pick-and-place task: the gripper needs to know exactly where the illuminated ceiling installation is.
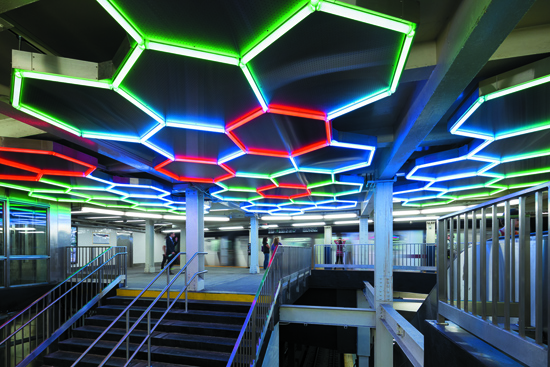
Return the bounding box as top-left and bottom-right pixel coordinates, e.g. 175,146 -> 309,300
400,60 -> 550,207
9,0 -> 417,213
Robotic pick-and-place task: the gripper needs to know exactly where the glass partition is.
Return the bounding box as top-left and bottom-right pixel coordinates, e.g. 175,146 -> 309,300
9,203 -> 48,256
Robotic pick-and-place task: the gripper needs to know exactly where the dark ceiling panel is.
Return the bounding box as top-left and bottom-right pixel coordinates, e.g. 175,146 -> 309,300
122,50 -> 260,125
4,0 -> 125,62
249,11 -> 404,113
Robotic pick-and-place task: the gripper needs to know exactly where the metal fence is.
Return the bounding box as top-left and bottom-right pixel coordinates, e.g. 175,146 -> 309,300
71,252 -> 206,367
227,245 -> 312,366
313,243 -> 436,271
437,182 -> 549,367
0,246 -> 127,367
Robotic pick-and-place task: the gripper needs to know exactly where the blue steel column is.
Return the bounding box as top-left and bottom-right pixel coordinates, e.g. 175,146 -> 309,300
186,187 -> 205,291
250,215 -> 259,273
374,181 -> 393,367
144,219 -> 155,273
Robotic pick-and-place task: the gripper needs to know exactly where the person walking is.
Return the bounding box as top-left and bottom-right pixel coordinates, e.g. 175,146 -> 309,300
261,237 -> 270,270
165,232 -> 177,275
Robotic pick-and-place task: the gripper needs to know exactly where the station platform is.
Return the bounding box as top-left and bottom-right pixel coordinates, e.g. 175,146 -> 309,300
117,265 -> 264,303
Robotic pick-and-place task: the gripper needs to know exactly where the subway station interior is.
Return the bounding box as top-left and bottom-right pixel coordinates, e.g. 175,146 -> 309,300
0,0 -> 549,366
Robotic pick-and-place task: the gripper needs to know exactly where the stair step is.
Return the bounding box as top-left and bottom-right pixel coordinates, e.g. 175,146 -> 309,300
105,296 -> 251,313
43,350 -> 198,367
58,337 -> 230,367
72,325 -> 236,353
95,304 -> 247,325
85,314 -> 242,338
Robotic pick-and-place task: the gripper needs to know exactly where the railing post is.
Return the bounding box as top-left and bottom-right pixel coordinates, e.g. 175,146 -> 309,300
147,312 -> 151,366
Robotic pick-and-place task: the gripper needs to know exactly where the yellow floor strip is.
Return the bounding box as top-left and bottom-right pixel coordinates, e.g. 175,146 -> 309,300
117,288 -> 254,303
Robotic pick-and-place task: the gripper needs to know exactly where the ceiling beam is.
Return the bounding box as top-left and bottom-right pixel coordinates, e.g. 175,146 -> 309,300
0,0 -> 39,14
404,24 -> 550,72
377,0 -> 537,180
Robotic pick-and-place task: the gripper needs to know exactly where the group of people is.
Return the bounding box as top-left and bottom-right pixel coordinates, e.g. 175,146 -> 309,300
161,233 -> 281,273
261,237 -> 281,270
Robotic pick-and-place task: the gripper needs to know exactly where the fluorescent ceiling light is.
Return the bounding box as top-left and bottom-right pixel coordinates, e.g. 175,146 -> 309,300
219,226 -> 244,230
24,231 -> 45,234
163,215 -> 187,220
85,216 -> 121,220
124,212 -> 163,219
261,224 -> 278,228
393,216 -> 439,222
293,215 -> 323,220
204,228 -> 209,231
14,227 -> 36,231
292,222 -> 325,227
162,229 -> 181,233
394,210 -> 421,216
324,213 -> 357,219
81,207 -> 125,216
209,208 -> 230,212
114,219 -> 145,223
154,223 -> 172,226
204,216 -> 230,222
261,216 -> 292,221
334,220 -> 359,225
420,206 -> 467,214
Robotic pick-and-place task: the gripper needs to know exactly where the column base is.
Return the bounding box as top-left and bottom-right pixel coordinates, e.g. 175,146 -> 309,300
144,265 -> 156,273
249,264 -> 260,274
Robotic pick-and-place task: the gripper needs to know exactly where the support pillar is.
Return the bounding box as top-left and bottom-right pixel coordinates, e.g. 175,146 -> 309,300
324,225 -> 332,265
249,216 -> 259,274
357,290 -> 371,367
374,181 -> 393,367
144,219 -> 155,273
186,187 -> 205,291
175,221 -> 186,269
359,216 -> 369,244
426,220 -> 436,243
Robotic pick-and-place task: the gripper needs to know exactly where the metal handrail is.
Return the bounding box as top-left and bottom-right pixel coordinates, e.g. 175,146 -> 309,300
227,245 -> 312,366
437,181 -> 550,366
313,243 -> 437,270
1,246 -> 115,333
120,253 -> 207,367
1,246 -> 127,367
71,251 -> 206,366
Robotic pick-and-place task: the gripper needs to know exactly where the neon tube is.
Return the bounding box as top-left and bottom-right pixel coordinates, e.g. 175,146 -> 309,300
267,105 -> 326,120
327,89 -> 391,120
241,4 -> 315,64
484,74 -> 550,101
226,108 -> 265,132
19,106 -> 81,136
96,0 -> 144,45
240,63 -> 268,111
11,72 -> 22,109
114,87 -> 165,125
449,97 -> 485,134
318,1 -> 414,34
165,121 -> 225,133
390,31 -> 415,93
147,41 -> 239,66
81,131 -> 141,143
20,71 -> 111,89
142,140 -> 175,161
112,44 -> 144,89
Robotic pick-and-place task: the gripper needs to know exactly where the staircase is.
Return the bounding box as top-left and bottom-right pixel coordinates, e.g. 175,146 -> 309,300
41,296 -> 250,367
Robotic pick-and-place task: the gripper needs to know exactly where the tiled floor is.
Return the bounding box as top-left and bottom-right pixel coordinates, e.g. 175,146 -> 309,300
124,265 -> 265,294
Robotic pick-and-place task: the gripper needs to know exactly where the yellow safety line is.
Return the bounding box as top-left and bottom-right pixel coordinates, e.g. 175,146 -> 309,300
116,288 -> 254,303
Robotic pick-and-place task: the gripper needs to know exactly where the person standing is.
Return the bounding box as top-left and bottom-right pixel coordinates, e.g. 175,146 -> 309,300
335,238 -> 344,265
271,237 -> 281,261
165,232 -> 177,275
261,237 -> 270,270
